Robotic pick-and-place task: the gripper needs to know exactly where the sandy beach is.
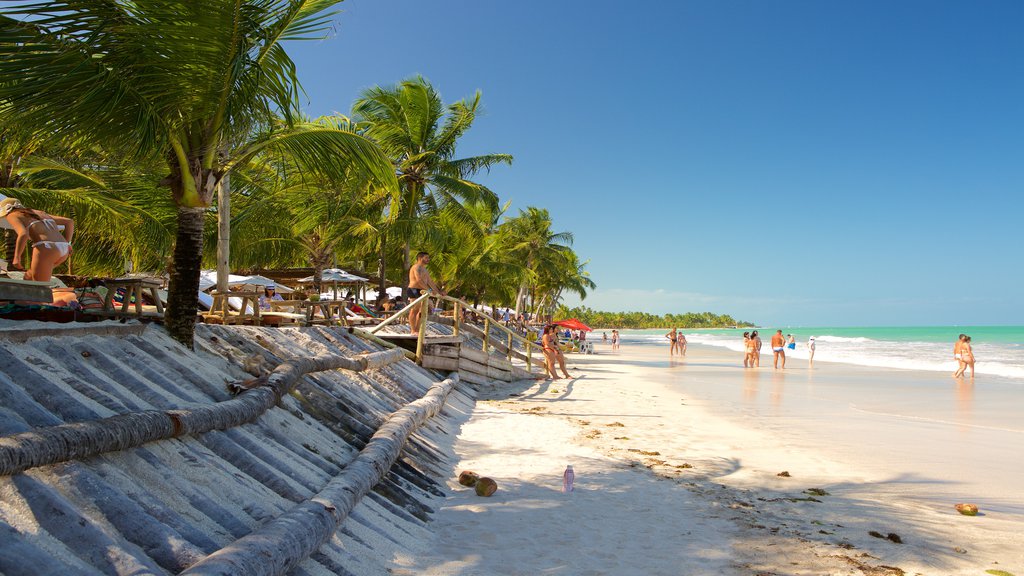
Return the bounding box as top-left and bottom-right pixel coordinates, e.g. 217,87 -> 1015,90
393,341 -> 1024,575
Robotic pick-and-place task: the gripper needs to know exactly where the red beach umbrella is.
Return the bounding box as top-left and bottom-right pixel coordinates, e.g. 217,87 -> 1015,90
554,318 -> 592,332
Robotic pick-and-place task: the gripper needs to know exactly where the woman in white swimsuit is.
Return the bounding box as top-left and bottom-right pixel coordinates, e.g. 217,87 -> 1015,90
1,198 -> 75,282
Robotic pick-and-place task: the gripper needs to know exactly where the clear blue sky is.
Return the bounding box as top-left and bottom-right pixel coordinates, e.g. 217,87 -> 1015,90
287,0 -> 1023,326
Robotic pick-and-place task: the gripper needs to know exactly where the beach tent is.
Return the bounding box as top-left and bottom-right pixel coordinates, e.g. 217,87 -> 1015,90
554,318 -> 592,332
235,274 -> 294,294
365,286 -> 404,302
298,268 -> 368,301
198,270 -> 251,292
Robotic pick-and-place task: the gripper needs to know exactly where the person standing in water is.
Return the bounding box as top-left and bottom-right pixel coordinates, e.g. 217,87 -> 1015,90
665,328 -> 678,356
807,336 -> 816,367
786,334 -> 796,350
743,332 -> 753,368
677,331 -> 687,356
751,330 -> 763,367
771,330 -> 786,369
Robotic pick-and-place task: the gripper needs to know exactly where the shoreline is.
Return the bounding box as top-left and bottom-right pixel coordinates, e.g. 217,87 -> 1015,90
397,342 -> 1024,575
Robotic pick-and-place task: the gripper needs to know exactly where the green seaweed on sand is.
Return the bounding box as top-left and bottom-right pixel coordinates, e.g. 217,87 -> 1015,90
985,570 -> 1016,576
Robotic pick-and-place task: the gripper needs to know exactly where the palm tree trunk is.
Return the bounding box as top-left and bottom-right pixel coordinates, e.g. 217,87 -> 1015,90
165,206 -> 206,348
215,173 -> 231,293
180,373 -> 459,576
376,239 -> 387,306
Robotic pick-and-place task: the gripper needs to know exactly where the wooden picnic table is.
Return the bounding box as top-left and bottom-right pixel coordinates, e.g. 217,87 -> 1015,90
99,277 -> 163,318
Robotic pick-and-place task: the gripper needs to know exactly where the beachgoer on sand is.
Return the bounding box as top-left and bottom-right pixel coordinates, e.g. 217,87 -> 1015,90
407,251 -> 445,333
751,330 -> 762,367
743,331 -> 753,367
807,336 -> 816,367
771,330 -> 786,369
0,197 -> 75,283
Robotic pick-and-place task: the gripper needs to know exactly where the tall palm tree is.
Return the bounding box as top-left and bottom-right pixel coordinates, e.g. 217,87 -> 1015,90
501,207 -> 574,315
353,76 -> 513,289
1,1 -> 397,346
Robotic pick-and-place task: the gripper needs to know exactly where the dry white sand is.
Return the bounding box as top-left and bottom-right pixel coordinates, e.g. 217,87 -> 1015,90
392,342 -> 1024,576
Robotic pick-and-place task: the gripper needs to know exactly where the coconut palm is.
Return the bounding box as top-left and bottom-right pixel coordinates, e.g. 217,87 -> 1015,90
0,1 -> 397,346
352,77 -> 513,288
501,206 -> 574,315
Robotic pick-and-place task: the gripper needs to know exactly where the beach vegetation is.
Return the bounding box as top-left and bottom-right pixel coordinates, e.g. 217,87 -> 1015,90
1,4 -> 596,342
554,305 -> 753,329
0,0 -> 397,346
353,77 -> 513,290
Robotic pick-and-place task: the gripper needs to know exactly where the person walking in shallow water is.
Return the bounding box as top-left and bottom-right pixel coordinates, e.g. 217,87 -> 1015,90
665,328 -> 678,356
954,336 -> 976,379
807,336 -> 816,367
952,333 -> 967,377
751,331 -> 762,367
743,332 -> 753,368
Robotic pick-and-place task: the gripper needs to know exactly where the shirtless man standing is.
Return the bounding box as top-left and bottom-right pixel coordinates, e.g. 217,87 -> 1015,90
408,251 -> 445,333
771,329 -> 787,369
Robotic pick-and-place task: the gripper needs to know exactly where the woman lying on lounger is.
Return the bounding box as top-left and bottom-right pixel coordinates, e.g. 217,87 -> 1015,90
1,197 -> 75,282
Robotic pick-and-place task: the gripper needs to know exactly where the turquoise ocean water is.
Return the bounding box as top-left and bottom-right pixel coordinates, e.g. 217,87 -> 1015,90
615,326 -> 1024,380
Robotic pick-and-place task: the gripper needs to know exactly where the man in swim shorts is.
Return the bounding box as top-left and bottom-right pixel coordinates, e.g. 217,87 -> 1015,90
408,251 -> 445,333
771,330 -> 787,369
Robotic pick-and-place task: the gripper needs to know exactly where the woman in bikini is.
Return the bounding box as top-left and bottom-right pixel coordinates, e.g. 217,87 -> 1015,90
954,336 -> 976,379
743,331 -> 754,368
542,325 -> 560,379
1,198 -> 75,282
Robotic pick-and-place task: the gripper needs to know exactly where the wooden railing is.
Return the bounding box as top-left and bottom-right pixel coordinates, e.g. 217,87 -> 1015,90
369,291 -> 542,371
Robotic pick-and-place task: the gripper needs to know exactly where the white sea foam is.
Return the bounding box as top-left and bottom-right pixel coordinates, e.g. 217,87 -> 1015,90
622,330 -> 1024,380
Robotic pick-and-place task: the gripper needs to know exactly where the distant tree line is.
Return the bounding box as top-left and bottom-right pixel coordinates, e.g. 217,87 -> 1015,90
554,305 -> 753,329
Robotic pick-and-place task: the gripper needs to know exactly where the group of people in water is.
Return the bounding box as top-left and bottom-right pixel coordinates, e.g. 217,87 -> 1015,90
664,328 -> 687,355
742,330 -> 815,369
952,334 -> 976,379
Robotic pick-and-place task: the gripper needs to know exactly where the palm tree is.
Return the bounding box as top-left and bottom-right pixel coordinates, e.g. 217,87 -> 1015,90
501,207 -> 574,316
353,77 -> 513,290
1,1 -> 397,347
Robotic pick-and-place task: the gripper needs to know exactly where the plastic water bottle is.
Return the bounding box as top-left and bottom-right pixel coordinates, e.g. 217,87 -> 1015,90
563,465 -> 575,493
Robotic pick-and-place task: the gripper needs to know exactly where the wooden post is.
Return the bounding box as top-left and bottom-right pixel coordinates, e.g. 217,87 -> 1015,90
526,341 -> 532,371
453,302 -> 460,338
482,318 -> 490,353
507,332 -> 513,361
415,294 -> 429,363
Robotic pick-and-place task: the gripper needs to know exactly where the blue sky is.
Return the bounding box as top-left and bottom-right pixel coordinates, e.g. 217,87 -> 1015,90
287,0 -> 1023,326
